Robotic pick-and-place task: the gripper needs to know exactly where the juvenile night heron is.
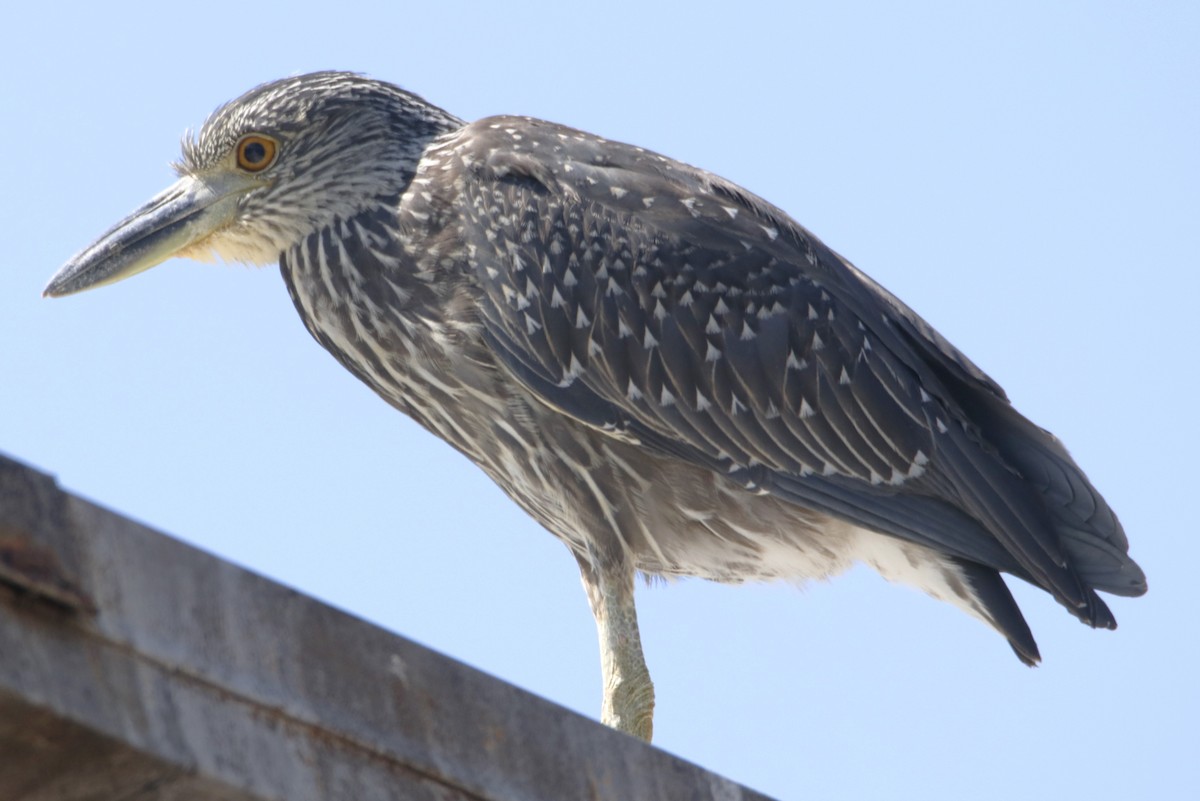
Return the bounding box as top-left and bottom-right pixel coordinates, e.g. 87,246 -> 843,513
46,72 -> 1146,741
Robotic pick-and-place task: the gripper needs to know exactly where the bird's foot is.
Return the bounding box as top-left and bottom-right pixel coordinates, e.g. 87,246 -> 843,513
602,667 -> 655,741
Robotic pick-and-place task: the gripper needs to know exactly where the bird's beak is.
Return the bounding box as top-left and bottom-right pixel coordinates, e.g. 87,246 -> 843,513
43,172 -> 254,298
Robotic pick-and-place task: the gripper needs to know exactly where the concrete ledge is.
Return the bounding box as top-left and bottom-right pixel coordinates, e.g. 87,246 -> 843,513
0,453 -> 774,801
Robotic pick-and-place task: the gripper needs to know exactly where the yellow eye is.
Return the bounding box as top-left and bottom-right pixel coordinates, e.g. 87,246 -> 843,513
235,134 -> 278,172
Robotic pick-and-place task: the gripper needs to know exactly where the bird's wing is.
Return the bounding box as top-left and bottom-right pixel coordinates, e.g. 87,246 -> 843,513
445,116 -> 1142,623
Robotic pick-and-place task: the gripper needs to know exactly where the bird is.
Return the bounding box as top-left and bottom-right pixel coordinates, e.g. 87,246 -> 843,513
45,71 -> 1146,742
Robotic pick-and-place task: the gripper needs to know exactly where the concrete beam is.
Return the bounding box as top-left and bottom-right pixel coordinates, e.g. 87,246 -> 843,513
0,453 -> 775,801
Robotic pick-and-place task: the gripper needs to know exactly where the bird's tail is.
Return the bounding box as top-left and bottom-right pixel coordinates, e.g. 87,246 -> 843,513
952,557 -> 1041,665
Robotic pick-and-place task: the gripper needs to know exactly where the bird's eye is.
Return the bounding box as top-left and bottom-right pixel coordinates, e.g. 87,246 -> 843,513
235,135 -> 278,172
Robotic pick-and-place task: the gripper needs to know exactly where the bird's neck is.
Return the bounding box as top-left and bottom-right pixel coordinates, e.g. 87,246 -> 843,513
277,194 -> 502,446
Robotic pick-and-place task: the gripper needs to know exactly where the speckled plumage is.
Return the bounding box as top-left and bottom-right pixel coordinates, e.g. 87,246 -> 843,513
47,72 -> 1146,741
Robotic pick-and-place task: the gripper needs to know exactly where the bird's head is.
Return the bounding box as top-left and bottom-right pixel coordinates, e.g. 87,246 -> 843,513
44,72 -> 461,298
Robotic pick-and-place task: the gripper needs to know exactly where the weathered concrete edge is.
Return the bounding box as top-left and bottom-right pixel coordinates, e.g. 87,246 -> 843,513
0,452 -> 776,801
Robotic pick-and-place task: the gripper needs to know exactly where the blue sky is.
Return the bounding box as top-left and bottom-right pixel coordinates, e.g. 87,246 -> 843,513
4,2 -> 1196,798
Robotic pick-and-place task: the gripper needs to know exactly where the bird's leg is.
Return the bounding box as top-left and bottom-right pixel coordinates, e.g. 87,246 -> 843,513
575,553 -> 655,741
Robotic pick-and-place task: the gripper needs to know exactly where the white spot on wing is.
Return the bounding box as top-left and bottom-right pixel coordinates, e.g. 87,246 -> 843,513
566,354 -> 584,378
